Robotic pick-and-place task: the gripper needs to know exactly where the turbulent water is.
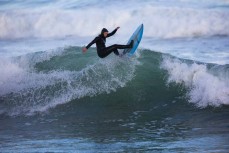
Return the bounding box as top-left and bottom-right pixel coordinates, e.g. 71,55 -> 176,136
0,0 -> 229,152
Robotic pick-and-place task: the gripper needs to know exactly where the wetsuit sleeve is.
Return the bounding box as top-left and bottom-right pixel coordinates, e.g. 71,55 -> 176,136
86,37 -> 98,49
107,29 -> 117,37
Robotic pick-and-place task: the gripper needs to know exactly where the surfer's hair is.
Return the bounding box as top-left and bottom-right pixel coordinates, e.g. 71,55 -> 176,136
101,28 -> 108,34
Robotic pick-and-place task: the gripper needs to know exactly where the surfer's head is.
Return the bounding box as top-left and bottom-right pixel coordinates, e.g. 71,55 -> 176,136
101,28 -> 108,37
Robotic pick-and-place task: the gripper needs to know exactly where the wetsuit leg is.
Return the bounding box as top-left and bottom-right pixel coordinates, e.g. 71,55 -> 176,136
99,44 -> 132,58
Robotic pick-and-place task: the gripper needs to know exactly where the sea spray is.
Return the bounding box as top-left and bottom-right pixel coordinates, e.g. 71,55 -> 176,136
161,56 -> 229,107
0,47 -> 138,116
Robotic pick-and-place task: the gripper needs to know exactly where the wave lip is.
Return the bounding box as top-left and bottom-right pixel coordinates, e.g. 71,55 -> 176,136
161,56 -> 229,107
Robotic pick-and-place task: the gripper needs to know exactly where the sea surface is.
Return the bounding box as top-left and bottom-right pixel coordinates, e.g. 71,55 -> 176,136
0,0 -> 229,152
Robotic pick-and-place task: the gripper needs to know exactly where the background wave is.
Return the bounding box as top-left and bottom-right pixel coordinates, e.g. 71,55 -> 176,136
0,1 -> 229,40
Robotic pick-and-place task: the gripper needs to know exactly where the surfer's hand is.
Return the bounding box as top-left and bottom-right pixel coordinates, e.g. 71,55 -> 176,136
116,27 -> 120,30
82,47 -> 87,53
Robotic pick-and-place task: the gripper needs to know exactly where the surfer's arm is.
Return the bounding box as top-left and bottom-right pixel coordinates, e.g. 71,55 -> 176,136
107,27 -> 120,37
82,37 -> 97,53
85,37 -> 97,49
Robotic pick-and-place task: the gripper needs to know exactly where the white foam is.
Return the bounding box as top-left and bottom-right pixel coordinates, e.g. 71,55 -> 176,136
0,48 -> 67,95
0,3 -> 228,40
0,57 -> 24,88
0,54 -> 138,116
161,56 -> 229,107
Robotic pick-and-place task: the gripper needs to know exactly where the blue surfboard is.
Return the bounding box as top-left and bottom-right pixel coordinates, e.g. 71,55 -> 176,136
123,24 -> 144,55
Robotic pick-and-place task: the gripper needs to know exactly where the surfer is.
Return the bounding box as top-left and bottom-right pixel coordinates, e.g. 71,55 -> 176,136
82,27 -> 133,58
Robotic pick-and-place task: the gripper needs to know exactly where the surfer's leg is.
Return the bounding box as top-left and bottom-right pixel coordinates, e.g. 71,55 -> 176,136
98,45 -> 122,58
105,44 -> 129,56
106,42 -> 133,55
98,47 -> 118,58
112,41 -> 134,50
104,45 -> 120,57
98,41 -> 134,58
107,40 -> 133,51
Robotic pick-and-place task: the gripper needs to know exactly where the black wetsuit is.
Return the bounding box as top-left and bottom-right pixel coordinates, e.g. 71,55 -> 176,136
86,29 -> 131,58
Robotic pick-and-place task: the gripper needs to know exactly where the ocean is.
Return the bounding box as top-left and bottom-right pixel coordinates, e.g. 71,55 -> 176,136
0,0 -> 229,152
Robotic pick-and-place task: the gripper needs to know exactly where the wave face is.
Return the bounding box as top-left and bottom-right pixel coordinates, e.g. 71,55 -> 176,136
0,47 -> 138,116
0,0 -> 229,40
0,47 -> 228,116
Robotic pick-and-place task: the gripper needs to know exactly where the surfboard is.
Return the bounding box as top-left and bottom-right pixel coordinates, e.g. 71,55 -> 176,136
123,24 -> 144,55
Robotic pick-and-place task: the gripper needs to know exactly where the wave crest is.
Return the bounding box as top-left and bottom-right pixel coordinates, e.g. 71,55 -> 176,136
161,56 -> 229,107
0,5 -> 229,39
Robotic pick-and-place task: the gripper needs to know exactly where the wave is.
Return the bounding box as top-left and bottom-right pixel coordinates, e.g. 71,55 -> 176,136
0,47 -> 138,116
0,47 -> 228,116
161,56 -> 229,107
0,2 -> 229,40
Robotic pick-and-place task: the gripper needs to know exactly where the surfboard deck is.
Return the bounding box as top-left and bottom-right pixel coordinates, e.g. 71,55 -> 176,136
123,24 -> 144,55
